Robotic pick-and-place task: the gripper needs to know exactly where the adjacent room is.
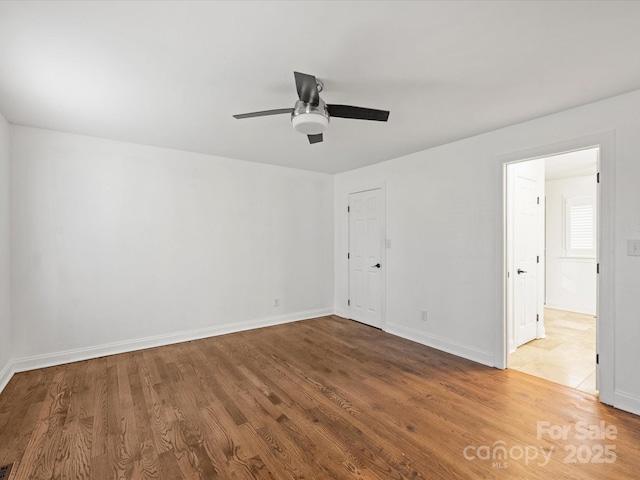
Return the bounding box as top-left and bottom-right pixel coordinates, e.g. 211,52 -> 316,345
508,148 -> 599,394
1,1 -> 640,478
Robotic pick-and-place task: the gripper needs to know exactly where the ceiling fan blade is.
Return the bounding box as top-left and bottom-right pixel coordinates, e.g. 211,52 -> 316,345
327,104 -> 389,122
294,71 -> 320,106
307,133 -> 323,144
233,108 -> 293,119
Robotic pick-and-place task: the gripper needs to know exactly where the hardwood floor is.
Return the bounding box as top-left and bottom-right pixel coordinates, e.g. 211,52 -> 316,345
1,315 -> 639,479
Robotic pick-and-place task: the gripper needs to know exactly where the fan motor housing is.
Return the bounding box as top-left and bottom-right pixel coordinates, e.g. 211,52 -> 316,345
291,99 -> 329,135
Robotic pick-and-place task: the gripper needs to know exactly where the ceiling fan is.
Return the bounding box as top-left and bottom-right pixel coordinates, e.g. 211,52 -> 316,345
233,71 -> 390,144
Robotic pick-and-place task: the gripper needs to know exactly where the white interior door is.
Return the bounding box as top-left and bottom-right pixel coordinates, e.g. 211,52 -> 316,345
510,159 -> 545,348
348,188 -> 383,328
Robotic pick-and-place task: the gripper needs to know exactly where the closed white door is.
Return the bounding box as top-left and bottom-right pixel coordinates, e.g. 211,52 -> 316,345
511,159 -> 545,347
349,188 -> 383,328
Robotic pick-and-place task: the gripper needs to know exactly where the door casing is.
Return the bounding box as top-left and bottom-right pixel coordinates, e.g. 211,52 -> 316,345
497,132 -> 614,406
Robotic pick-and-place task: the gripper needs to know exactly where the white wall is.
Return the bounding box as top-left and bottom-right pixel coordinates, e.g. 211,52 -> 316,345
10,127 -> 333,367
0,112 -> 10,390
545,175 -> 597,314
5,89 -> 640,416
334,89 -> 640,414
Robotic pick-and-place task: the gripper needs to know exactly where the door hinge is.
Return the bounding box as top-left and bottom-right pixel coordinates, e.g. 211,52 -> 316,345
597,263 -> 600,274
537,196 -> 540,204
347,252 -> 350,259
537,255 -> 539,263
347,299 -> 350,306
536,314 -> 539,322
596,353 -> 599,365
347,205 -> 350,212
597,172 -> 600,183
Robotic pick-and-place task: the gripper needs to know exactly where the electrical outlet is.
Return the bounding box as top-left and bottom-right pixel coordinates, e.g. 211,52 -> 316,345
274,298 -> 279,307
420,310 -> 428,322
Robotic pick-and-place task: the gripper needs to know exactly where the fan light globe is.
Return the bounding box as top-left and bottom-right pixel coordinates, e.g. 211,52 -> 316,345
292,113 -> 329,135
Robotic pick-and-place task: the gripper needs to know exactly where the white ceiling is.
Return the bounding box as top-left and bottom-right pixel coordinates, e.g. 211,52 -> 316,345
1,1 -> 640,174
545,148 -> 598,181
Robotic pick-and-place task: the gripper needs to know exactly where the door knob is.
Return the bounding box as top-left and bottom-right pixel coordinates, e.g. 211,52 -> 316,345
517,268 -> 527,274
372,263 -> 381,268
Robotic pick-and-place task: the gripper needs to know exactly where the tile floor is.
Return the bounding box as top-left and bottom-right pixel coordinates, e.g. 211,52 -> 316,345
508,308 -> 597,395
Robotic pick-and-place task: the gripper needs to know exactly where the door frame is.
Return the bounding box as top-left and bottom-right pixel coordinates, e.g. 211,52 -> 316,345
495,131 -> 615,406
347,181 -> 387,330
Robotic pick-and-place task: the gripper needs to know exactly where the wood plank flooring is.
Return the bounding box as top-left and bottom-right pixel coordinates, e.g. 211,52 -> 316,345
1,315 -> 639,479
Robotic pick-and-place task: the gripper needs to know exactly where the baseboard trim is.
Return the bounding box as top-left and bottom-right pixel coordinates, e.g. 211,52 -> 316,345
613,390 -> 640,417
333,307 -> 347,319
0,361 -> 13,395
10,308 -> 332,374
385,322 -> 495,367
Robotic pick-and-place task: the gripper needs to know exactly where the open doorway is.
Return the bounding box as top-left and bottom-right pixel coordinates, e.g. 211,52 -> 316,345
506,147 -> 599,395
